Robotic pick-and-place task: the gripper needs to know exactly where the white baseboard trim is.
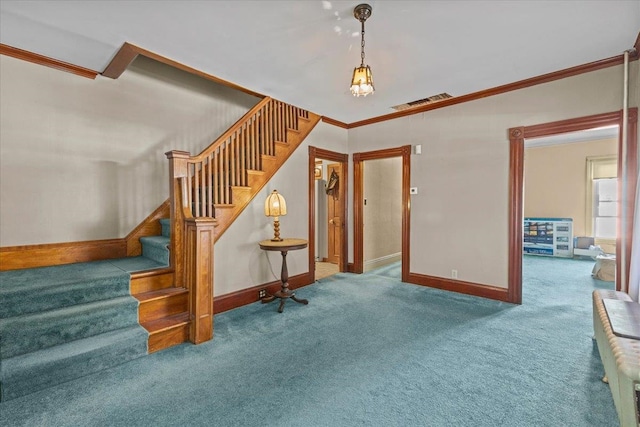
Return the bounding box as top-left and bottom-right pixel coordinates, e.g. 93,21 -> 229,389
364,252 -> 402,272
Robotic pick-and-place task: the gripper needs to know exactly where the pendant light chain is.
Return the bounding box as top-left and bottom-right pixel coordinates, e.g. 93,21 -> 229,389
360,19 -> 366,67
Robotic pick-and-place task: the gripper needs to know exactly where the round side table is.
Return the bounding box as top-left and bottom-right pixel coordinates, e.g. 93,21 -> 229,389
259,238 -> 308,313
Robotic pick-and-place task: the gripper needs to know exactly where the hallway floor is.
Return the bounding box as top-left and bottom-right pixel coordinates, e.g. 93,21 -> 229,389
315,261 -> 339,280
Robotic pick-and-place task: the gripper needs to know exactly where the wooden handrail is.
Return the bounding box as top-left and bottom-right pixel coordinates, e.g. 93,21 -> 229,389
177,98 -> 310,212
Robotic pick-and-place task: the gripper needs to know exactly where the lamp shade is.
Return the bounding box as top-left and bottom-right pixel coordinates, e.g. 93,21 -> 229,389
264,190 -> 287,217
350,65 -> 375,97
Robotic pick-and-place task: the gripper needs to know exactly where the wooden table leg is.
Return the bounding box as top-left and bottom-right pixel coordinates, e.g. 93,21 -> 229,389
261,249 -> 308,312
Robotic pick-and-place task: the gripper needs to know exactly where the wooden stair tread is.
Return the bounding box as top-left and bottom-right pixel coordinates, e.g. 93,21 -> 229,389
142,312 -> 190,333
130,267 -> 174,280
134,287 -> 187,303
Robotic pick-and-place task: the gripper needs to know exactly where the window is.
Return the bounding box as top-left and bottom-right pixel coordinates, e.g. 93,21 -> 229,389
586,156 -> 617,241
593,178 -> 617,239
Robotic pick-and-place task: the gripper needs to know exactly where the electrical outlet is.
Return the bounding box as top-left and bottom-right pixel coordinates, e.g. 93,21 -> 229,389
259,289 -> 267,299
451,269 -> 458,279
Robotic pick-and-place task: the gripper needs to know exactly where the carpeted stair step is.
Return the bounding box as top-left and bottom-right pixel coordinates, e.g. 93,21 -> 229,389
0,261 -> 131,318
140,236 -> 170,266
0,296 -> 140,359
0,325 -> 148,402
160,218 -> 170,238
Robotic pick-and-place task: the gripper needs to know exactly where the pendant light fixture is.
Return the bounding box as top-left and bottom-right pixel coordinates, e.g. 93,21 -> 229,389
350,3 -> 375,97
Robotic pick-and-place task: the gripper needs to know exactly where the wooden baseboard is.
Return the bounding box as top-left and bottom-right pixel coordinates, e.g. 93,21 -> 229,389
1,201 -> 170,271
406,272 -> 511,303
0,239 -> 127,271
213,273 -> 313,313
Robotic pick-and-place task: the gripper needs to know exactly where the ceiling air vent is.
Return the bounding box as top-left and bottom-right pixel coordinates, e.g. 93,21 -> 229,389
391,93 -> 453,111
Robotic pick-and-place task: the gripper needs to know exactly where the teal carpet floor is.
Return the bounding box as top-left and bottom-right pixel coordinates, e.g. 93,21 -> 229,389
0,256 -> 618,426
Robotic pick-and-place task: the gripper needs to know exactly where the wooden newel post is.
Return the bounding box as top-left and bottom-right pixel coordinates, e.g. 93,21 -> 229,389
184,217 -> 216,344
167,150 -> 216,344
165,150 -> 191,288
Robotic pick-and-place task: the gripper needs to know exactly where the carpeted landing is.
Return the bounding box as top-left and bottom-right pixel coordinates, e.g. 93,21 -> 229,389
0,219 -> 170,402
0,256 -> 619,426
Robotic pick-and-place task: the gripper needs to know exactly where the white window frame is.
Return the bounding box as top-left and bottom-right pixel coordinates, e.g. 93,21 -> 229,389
586,155 -> 617,247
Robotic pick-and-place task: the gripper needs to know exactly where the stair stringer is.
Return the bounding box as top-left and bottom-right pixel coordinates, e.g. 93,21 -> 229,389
212,113 -> 321,242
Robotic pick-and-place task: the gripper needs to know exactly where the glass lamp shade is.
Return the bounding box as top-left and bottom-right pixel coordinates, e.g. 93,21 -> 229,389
264,190 -> 287,218
350,65 -> 375,97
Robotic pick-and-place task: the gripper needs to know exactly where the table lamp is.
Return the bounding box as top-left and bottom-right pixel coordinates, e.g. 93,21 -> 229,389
264,190 -> 287,241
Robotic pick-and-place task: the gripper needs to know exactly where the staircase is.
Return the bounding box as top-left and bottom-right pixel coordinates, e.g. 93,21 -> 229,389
0,97 -> 320,401
126,98 -> 320,352
161,97 -> 320,346
168,97 -> 321,242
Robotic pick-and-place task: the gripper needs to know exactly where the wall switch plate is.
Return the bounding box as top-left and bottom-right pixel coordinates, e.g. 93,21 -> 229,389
415,144 -> 422,155
410,187 -> 418,195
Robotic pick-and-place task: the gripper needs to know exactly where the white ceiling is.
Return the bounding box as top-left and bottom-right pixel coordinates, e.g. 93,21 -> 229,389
1,1 -> 638,123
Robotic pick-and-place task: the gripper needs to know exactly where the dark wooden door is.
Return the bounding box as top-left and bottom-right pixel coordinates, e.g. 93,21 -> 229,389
327,163 -> 343,265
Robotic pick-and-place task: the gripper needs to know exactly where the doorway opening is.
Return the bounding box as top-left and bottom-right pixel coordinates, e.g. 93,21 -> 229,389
508,109 -> 638,303
353,145 -> 411,281
522,125 -> 620,292
308,147 -> 348,281
362,157 -> 403,275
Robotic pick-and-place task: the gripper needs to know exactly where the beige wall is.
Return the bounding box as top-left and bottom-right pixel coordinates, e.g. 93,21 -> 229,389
524,138 -> 617,238
0,53 -> 350,297
363,157 -> 402,269
0,55 -> 259,246
1,49 -> 637,297
348,62 -> 638,288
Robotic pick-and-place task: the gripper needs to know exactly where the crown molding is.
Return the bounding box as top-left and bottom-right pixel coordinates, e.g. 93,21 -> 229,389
348,52 -> 637,129
321,116 -> 349,129
0,43 -> 98,79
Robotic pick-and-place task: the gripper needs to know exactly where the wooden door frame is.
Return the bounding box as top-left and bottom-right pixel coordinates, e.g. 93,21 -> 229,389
508,108 -> 638,303
353,145 -> 412,281
309,147 -> 348,278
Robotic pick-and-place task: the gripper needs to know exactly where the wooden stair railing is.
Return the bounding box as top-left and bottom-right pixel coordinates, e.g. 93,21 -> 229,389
165,97 -> 320,345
